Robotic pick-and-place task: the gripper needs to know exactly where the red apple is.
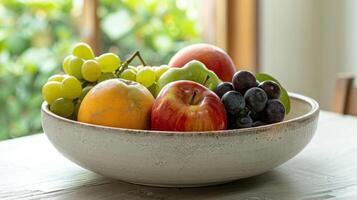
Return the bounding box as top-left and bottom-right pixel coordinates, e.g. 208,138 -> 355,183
151,80 -> 227,131
169,43 -> 236,82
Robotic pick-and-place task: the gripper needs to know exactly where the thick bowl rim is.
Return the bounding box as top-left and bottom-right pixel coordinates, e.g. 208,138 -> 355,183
41,92 -> 319,135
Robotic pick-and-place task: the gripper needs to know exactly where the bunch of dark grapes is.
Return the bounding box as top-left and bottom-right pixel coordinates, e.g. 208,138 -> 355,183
214,71 -> 285,129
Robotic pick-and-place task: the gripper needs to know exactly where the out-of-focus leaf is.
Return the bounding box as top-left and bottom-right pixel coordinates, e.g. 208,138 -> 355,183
4,33 -> 30,54
102,11 -> 134,40
153,35 -> 172,53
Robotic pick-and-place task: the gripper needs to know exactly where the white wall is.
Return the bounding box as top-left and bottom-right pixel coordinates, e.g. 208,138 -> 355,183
343,0 -> 357,76
259,0 -> 357,109
319,0 -> 346,109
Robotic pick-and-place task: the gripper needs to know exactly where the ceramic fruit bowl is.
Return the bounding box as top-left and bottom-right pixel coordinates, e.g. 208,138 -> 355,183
41,93 -> 319,187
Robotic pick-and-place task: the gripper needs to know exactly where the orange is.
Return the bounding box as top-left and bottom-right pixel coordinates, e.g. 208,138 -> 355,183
78,79 -> 155,130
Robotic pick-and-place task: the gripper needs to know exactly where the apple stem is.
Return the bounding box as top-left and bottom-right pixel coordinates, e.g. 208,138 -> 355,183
190,90 -> 198,105
116,51 -> 147,76
203,75 -> 210,85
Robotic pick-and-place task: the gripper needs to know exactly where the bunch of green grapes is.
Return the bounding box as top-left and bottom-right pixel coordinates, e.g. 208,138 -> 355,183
119,65 -> 170,97
63,43 -> 120,83
42,43 -> 121,119
43,42 -> 170,119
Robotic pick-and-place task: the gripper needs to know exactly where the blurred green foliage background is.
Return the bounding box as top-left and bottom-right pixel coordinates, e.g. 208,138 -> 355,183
0,0 -> 201,140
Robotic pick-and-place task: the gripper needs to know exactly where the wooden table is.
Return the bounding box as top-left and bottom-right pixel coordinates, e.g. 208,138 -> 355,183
1,111 -> 357,200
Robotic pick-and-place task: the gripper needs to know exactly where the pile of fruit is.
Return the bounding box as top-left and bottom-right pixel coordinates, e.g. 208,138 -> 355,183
42,42 -> 290,132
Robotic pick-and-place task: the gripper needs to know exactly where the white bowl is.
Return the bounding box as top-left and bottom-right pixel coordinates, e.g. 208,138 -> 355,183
41,93 -> 319,187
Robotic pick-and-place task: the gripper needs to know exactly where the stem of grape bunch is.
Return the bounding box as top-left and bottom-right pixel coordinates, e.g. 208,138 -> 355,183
116,51 -> 147,76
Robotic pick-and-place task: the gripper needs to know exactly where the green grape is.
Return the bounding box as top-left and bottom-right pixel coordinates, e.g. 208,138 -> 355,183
79,85 -> 93,101
81,79 -> 95,87
48,74 -> 65,82
42,81 -> 63,105
154,65 -> 170,81
136,66 -> 155,87
128,65 -> 138,72
68,56 -> 84,79
147,82 -> 159,97
61,76 -> 82,99
98,72 -> 116,83
63,55 -> 73,74
71,100 -> 81,120
120,69 -> 136,81
136,65 -> 144,71
97,53 -> 121,72
72,42 -> 95,60
50,98 -> 75,118
82,60 -> 101,82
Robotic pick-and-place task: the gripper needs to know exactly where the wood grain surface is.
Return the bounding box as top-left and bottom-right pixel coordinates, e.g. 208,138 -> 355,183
1,111 -> 356,200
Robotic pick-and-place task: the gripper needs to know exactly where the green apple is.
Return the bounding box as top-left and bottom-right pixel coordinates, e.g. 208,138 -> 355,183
157,60 -> 221,93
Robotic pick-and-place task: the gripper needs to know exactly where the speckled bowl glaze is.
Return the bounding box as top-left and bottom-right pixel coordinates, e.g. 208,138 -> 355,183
41,93 -> 319,187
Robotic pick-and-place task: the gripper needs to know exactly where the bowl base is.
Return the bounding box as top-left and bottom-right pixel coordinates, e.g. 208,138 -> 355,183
124,180 -> 235,188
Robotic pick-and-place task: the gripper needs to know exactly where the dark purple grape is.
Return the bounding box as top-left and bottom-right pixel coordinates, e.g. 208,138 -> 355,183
244,87 -> 268,112
258,80 -> 281,99
263,99 -> 285,123
232,71 -> 256,94
252,121 -> 267,127
214,82 -> 234,98
221,91 -> 245,115
250,111 -> 264,121
228,114 -> 253,129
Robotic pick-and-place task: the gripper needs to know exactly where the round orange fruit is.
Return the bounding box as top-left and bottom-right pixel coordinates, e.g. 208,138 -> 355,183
78,79 -> 155,130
